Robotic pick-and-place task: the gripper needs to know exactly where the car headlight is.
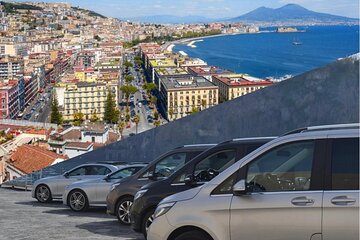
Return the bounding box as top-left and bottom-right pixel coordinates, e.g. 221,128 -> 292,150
153,202 -> 176,219
134,189 -> 148,201
110,183 -> 120,192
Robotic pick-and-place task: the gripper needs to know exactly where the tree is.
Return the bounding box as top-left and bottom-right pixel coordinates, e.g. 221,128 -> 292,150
135,59 -> 143,66
201,99 -> 207,110
104,89 -> 119,124
154,120 -> 161,127
118,121 -> 126,139
124,75 -> 134,83
120,84 -> 138,106
154,111 -> 159,120
123,61 -> 133,69
190,107 -> 199,114
143,82 -> 157,96
168,108 -> 174,121
90,109 -> 99,122
132,115 -> 140,134
50,93 -> 62,125
150,95 -> 157,107
73,111 -> 84,126
134,56 -> 142,61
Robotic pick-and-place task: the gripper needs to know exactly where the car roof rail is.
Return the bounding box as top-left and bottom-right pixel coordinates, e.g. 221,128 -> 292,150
181,143 -> 217,148
231,136 -> 277,142
282,123 -> 359,136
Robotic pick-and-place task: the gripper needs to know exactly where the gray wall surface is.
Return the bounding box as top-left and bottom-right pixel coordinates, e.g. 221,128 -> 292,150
30,57 -> 360,175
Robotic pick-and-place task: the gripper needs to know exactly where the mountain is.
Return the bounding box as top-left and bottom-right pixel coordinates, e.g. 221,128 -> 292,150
121,15 -> 215,24
229,4 -> 357,23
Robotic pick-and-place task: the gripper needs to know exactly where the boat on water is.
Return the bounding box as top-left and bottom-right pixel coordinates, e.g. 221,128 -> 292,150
292,38 -> 303,45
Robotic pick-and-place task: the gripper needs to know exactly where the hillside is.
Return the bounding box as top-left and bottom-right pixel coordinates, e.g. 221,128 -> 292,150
230,4 -> 357,23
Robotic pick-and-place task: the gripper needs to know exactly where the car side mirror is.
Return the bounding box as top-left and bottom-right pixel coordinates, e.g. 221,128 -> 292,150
184,174 -> 196,187
64,172 -> 69,178
233,179 -> 247,196
103,174 -> 110,181
148,173 -> 157,181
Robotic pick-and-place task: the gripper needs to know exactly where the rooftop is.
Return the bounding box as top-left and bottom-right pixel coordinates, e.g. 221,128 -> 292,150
64,141 -> 93,150
188,66 -> 234,76
156,67 -> 189,76
161,76 -> 218,91
9,145 -> 66,174
149,59 -> 176,68
213,74 -> 273,87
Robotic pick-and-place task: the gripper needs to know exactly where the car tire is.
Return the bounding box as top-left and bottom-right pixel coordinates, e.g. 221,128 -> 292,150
68,189 -> 89,212
174,230 -> 213,240
142,209 -> 155,239
35,184 -> 53,203
116,197 -> 133,225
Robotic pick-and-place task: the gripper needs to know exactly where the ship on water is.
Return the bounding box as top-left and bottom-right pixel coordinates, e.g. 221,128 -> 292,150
292,38 -> 303,45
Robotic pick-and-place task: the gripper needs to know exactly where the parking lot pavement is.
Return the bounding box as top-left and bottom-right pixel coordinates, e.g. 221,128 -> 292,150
0,188 -> 143,240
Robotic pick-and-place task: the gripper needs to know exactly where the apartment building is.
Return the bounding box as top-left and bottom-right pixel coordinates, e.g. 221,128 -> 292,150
154,67 -> 191,90
0,81 -> 19,119
212,74 -> 273,102
0,56 -> 24,80
159,76 -> 218,121
59,81 -> 118,121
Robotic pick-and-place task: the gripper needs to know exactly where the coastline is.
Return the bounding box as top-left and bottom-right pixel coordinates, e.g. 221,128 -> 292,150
162,31 -> 273,51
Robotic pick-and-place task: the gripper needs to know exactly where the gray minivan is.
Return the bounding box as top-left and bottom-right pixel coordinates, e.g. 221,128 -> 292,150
147,124 -> 359,240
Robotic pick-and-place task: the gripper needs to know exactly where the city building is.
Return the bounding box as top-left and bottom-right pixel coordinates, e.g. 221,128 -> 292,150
0,56 -> 24,80
159,76 -> 218,121
0,81 -> 19,119
154,67 -> 191,90
212,74 -> 273,102
57,81 -> 118,121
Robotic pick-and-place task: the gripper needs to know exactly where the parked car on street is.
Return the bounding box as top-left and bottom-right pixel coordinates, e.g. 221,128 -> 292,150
130,137 -> 275,237
32,163 -> 120,203
106,144 -> 215,225
147,124 -> 359,240
63,164 -> 147,212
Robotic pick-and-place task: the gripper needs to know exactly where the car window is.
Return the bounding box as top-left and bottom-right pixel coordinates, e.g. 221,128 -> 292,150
109,167 -> 141,180
212,172 -> 238,195
246,141 -> 315,192
193,150 -> 236,182
331,138 -> 359,190
154,153 -> 187,178
139,153 -> 187,179
87,166 -> 110,175
68,166 -> 87,176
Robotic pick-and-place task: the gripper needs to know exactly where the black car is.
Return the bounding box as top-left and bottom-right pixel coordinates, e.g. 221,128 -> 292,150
106,144 -> 215,225
130,137 -> 276,238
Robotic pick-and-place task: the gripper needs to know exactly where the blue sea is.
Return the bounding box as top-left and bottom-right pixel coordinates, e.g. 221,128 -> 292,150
174,25 -> 359,78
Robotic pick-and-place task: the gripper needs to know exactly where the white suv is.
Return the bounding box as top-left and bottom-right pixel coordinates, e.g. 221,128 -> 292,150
147,124 -> 359,240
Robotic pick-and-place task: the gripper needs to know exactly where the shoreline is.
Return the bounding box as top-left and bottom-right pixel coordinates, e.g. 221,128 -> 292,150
162,31 -> 273,51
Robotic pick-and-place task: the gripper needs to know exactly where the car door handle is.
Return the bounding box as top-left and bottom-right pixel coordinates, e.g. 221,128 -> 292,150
291,197 -> 314,206
331,196 -> 356,205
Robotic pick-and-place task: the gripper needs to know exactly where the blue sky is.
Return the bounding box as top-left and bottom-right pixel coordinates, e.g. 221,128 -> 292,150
13,0 -> 360,18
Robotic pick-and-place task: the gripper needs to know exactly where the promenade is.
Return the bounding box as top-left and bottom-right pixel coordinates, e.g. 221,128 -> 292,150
0,188 -> 143,240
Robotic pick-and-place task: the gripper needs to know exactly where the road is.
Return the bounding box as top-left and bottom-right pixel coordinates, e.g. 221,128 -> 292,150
0,188 -> 143,240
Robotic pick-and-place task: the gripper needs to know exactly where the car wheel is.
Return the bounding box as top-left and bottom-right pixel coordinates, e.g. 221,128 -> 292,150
174,230 -> 212,240
35,184 -> 53,203
68,189 -> 89,212
116,197 -> 133,225
142,209 -> 155,239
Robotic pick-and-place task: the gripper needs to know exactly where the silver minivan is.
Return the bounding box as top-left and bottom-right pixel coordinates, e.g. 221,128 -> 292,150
147,124 -> 359,240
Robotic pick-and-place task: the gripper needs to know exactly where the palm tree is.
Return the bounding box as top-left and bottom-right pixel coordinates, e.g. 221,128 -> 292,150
133,115 -> 140,134
118,121 -> 126,139
150,95 -> 157,107
124,75 -> 134,83
143,83 -> 157,96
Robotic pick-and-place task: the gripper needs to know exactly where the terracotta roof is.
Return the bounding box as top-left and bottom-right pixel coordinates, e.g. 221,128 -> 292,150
81,123 -> 108,134
107,132 -> 120,144
62,129 -> 81,140
93,142 -> 105,150
65,142 -> 93,150
9,145 -> 66,174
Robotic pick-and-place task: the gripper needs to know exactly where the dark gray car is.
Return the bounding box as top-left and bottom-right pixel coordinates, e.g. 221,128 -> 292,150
106,144 -> 215,225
